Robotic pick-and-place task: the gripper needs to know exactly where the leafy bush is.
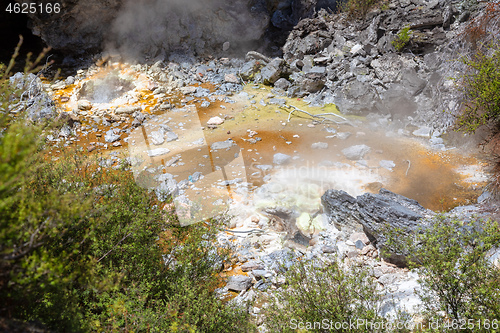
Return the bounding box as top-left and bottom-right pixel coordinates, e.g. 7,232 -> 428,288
0,48 -> 254,332
456,43 -> 500,134
386,215 -> 500,330
264,258 -> 385,332
392,26 -> 412,52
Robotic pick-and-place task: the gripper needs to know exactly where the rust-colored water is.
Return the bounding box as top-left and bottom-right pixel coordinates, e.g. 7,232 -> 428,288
47,65 -> 487,212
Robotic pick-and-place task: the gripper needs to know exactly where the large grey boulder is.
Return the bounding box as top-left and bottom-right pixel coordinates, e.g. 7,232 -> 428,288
292,72 -> 326,93
334,80 -> 379,115
260,58 -> 286,85
321,190 -> 364,233
321,188 -> 435,266
226,275 -> 253,292
239,60 -> 263,81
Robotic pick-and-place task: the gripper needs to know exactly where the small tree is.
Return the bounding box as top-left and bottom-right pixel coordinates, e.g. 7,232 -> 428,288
265,258 -> 385,332
456,44 -> 500,134
387,215 -> 500,331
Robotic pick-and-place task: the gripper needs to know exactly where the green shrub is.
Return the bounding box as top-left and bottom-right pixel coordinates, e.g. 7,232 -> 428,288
456,43 -> 500,134
0,46 -> 254,332
386,215 -> 500,331
392,26 -> 412,52
264,258 -> 385,332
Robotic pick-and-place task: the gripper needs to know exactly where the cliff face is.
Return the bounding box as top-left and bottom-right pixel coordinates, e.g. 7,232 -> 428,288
19,0 -> 122,54
17,0 -> 339,58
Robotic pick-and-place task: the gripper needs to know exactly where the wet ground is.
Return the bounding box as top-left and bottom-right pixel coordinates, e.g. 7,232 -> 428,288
46,64 -> 487,213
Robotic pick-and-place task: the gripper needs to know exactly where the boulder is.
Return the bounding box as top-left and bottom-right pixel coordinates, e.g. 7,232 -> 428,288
207,116 -> 225,125
334,80 -> 379,114
150,130 -> 165,145
239,60 -> 264,81
260,58 -> 286,85
115,106 -> 141,114
274,78 -> 291,90
311,142 -> 328,149
104,129 -> 121,143
226,275 -> 252,292
292,72 -> 326,93
321,188 -> 435,266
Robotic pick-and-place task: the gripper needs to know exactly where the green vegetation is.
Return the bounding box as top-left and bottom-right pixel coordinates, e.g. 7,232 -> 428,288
456,43 -> 500,134
264,259 -> 389,333
0,49 -> 254,332
392,26 -> 412,52
386,215 -> 500,330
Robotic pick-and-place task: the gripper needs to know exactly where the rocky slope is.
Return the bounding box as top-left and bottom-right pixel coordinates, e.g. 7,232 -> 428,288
240,0 -> 492,133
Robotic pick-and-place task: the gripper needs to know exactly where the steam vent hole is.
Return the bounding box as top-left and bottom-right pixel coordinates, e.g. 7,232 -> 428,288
78,71 -> 135,103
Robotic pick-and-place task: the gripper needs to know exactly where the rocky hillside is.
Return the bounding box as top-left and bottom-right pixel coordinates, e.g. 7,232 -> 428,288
16,0 -> 496,133
243,0 -> 495,132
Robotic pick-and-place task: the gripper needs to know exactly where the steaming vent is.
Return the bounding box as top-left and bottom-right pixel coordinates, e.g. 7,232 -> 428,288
78,71 -> 135,104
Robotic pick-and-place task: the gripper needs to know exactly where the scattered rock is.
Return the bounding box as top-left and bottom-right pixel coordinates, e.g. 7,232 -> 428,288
225,73 -> 239,83
180,86 -> 197,95
150,131 -> 165,145
273,153 -> 291,165
379,160 -> 396,171
241,260 -> 265,272
355,239 -> 366,250
226,275 -> 253,292
412,126 -> 432,137
77,100 -> 92,111
260,58 -> 286,85
321,245 -> 338,253
311,142 -> 328,149
165,132 -> 179,142
349,232 -> 370,245
104,129 -> 121,143
251,269 -> 272,279
115,106 -> 141,114
211,139 -> 236,150
207,116 -> 225,125
341,145 -> 371,160
148,148 -> 170,157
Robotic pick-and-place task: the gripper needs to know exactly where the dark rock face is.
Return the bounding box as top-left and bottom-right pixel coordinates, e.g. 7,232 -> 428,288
321,188 -> 434,266
20,0 -> 122,54
17,0 -> 340,58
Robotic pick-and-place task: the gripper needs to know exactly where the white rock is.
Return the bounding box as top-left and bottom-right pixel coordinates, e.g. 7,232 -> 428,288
148,148 -> 170,157
311,142 -> 328,149
207,116 -> 224,125
350,44 -> 364,55
150,131 -> 165,145
77,100 -> 92,111
412,126 -> 432,137
379,160 -> 396,171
